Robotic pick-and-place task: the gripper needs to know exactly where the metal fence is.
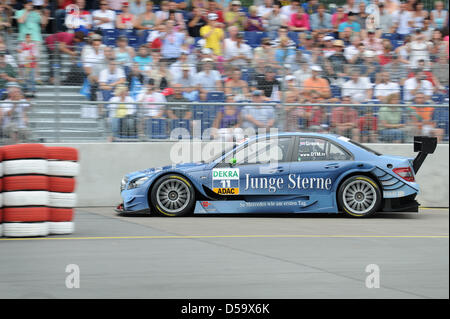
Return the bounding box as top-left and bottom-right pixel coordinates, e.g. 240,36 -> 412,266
0,100 -> 448,144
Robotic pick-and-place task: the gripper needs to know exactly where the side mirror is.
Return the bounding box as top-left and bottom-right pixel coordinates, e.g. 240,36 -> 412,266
229,158 -> 237,166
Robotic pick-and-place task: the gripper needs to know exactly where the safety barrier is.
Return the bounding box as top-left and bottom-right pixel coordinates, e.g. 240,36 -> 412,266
0,145 -> 79,237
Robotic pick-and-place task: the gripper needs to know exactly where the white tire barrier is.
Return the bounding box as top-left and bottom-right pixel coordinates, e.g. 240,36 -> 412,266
3,191 -> 49,207
2,159 -> 48,176
2,222 -> 49,237
49,222 -> 75,235
48,161 -> 80,177
49,192 -> 77,208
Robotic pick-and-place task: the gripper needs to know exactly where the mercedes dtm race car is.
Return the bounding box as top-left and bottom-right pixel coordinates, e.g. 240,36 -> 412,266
116,133 -> 437,218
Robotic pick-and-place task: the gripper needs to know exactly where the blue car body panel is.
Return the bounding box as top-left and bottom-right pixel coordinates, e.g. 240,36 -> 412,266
119,133 -> 421,214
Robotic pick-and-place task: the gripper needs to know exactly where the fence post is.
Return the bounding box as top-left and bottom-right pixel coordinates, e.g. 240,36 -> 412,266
54,42 -> 61,143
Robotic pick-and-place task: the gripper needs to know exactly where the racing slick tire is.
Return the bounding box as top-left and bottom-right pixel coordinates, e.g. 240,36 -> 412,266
337,175 -> 382,218
151,174 -> 195,217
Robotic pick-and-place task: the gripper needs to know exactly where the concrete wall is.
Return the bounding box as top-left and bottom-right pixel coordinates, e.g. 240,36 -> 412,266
47,142 -> 449,208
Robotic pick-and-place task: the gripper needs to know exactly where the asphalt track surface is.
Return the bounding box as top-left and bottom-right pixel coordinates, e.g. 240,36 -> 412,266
0,208 -> 448,299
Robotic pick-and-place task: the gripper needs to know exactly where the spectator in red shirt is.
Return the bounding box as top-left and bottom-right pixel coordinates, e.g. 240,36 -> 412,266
358,107 -> 378,143
331,95 -> 360,141
45,31 -> 85,84
378,39 -> 393,66
206,0 -> 224,24
288,6 -> 310,32
331,6 -> 347,34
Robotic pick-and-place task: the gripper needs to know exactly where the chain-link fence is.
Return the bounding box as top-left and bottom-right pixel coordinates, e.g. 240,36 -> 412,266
1,99 -> 448,144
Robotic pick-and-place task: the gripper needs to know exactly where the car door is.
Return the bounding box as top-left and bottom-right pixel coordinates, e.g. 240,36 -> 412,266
288,136 -> 354,211
212,136 -> 295,196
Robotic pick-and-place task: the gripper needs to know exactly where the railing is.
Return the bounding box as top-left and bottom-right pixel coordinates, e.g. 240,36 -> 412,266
0,100 -> 447,144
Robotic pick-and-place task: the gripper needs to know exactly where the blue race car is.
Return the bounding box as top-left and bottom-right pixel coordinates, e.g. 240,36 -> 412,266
116,133 -> 437,218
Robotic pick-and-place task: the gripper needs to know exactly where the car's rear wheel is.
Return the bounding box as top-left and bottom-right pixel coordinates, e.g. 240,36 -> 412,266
151,174 -> 195,217
338,175 -> 381,217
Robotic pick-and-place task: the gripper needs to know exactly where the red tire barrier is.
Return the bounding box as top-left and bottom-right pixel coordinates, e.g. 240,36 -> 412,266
49,208 -> 74,222
3,176 -> 48,191
3,207 -> 50,222
0,208 -> 3,223
47,147 -> 78,161
2,144 -> 48,160
48,177 -> 76,193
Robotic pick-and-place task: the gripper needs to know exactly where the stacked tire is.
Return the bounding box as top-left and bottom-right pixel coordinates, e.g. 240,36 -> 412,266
1,144 -> 50,237
47,147 -> 79,235
0,148 -> 3,237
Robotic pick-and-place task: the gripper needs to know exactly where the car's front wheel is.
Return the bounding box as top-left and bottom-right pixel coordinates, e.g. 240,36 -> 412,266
338,175 -> 381,217
151,174 -> 195,217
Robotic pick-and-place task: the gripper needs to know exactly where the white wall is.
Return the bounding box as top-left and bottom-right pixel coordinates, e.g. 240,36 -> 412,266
47,142 -> 449,208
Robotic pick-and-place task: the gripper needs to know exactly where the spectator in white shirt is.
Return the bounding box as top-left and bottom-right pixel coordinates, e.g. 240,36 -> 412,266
223,32 -> 252,67
82,37 -> 106,101
93,1 -> 116,30
99,59 -> 126,101
0,86 -> 30,143
137,78 -> 167,118
281,0 -> 300,20
342,68 -> 373,103
195,58 -> 222,100
408,30 -> 431,67
258,0 -> 273,17
395,2 -> 413,37
404,69 -> 434,102
374,71 -> 401,103
169,51 -> 196,80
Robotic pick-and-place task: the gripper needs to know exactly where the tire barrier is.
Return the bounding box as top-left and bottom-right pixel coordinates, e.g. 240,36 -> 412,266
0,144 -> 79,238
46,146 -> 78,235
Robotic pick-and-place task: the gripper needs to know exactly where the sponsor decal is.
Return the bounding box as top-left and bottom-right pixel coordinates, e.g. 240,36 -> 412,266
244,173 -> 332,192
212,168 -> 240,195
383,190 -> 405,198
201,201 -> 211,208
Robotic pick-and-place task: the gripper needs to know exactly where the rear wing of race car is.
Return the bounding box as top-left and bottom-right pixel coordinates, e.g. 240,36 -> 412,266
412,136 -> 437,174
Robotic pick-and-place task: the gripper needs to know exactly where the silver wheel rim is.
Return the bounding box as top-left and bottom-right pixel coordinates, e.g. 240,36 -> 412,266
343,180 -> 377,215
156,179 -> 190,214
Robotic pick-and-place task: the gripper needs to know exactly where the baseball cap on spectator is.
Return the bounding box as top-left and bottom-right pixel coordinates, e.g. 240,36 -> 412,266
202,57 -> 213,63
162,87 -> 174,96
180,49 -> 189,55
305,34 -> 313,40
333,40 -> 345,47
122,1 -> 129,6
146,78 -> 155,86
347,11 -> 356,16
285,75 -> 295,81
252,90 -> 263,96
364,50 -> 376,58
150,38 -> 162,49
201,48 -> 213,55
181,64 -> 190,71
311,65 -> 322,72
197,39 -> 206,48
367,28 -> 376,34
208,13 -> 218,20
231,1 -> 241,5
323,36 -> 334,41
90,33 -> 102,41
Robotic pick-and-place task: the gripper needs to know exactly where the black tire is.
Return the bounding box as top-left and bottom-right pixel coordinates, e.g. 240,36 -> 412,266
150,174 -> 195,217
337,175 -> 382,218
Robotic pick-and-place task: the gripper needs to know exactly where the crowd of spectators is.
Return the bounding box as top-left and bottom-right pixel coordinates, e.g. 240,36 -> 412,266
0,0 -> 449,143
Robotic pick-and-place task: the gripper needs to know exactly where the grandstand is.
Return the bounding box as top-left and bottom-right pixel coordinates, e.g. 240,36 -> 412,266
0,0 -> 448,144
